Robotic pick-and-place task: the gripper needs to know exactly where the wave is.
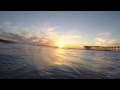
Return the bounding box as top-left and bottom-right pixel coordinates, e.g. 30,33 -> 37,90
0,43 -> 120,79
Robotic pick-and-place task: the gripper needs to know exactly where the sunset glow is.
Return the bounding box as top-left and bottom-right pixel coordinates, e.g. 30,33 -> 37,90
57,41 -> 63,48
0,11 -> 120,48
0,11 -> 120,79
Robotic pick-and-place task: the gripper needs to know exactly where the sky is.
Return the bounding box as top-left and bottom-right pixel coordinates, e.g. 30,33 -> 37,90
0,11 -> 120,48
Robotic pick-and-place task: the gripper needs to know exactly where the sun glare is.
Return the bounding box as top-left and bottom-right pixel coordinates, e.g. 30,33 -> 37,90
57,42 -> 63,48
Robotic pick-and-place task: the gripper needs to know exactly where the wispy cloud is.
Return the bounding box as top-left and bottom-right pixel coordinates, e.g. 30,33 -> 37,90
0,21 -> 83,47
98,32 -> 110,37
47,26 -> 59,31
107,39 -> 119,45
95,38 -> 106,43
4,21 -> 11,28
95,38 -> 106,46
94,32 -> 120,46
29,23 -> 83,44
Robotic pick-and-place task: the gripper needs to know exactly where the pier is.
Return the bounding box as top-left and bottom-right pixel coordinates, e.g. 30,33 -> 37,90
84,46 -> 120,51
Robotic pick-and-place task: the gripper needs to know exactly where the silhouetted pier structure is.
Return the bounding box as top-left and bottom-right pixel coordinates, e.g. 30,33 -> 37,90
84,46 -> 120,51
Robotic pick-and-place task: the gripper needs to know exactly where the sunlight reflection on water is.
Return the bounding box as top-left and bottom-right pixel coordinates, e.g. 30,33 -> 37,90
0,43 -> 120,79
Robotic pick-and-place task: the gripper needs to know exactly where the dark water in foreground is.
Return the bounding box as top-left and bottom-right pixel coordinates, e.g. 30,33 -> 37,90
0,43 -> 120,79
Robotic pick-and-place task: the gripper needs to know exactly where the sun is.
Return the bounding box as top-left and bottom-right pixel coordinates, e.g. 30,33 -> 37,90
57,42 -> 63,48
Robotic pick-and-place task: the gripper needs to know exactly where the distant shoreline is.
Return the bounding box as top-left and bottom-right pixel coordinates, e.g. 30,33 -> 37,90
0,39 -> 16,43
0,39 -> 120,52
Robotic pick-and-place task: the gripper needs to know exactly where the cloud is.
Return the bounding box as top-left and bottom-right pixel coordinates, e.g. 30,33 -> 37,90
95,38 -> 106,43
0,21 -> 83,47
0,22 -> 34,43
107,39 -> 118,45
0,31 -> 26,42
47,26 -> 59,31
94,32 -> 120,46
4,21 -> 11,28
59,28 -> 82,40
30,24 -> 83,45
95,38 -> 106,45
98,32 -> 110,37
94,32 -> 110,46
0,31 -> 13,37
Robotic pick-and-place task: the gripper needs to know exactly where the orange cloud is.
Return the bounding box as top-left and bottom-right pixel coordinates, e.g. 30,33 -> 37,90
0,22 -> 84,48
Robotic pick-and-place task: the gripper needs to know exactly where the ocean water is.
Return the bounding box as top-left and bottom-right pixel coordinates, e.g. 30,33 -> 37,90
0,43 -> 120,79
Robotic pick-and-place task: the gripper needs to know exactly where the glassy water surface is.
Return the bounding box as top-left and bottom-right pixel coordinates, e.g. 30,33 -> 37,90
0,43 -> 120,79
